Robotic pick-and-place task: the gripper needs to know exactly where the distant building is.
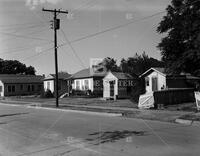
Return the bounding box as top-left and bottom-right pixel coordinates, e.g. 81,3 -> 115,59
69,68 -> 106,96
140,67 -> 200,93
43,72 -> 71,96
0,74 -> 44,97
103,71 -> 138,99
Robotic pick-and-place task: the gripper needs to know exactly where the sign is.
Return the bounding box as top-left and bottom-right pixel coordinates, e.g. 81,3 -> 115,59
138,93 -> 154,109
194,92 -> 200,111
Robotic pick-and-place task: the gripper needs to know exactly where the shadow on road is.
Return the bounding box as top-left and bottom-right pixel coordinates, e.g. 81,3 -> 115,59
0,112 -> 29,118
86,130 -> 147,145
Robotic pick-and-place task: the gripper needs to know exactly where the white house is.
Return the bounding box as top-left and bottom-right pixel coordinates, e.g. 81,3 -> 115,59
69,68 -> 106,96
140,67 -> 200,93
43,72 -> 71,96
103,71 -> 137,99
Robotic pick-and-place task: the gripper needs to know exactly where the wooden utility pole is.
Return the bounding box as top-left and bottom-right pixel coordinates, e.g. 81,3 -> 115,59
42,8 -> 68,107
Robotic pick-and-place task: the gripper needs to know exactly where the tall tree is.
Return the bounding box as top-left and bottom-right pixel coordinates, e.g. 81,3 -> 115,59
0,58 -> 36,75
157,0 -> 200,76
96,57 -> 121,72
120,52 -> 164,76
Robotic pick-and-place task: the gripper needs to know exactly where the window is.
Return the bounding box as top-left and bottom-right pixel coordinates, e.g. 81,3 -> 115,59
145,77 -> 150,86
0,86 -> 2,92
47,82 -> 50,90
84,80 -> 89,90
32,85 -> 35,91
20,85 -> 23,91
76,80 -> 80,90
8,85 -> 15,92
12,86 -> 15,92
8,86 -> 12,92
58,80 -> 61,90
28,85 -> 31,92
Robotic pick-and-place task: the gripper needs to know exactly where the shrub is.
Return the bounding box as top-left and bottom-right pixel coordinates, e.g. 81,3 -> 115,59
130,78 -> 145,103
41,89 -> 54,98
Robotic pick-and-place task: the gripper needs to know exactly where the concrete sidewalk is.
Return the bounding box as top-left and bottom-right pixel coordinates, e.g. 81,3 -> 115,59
0,98 -> 196,124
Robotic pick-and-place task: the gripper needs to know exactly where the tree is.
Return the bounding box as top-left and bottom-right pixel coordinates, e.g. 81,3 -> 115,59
96,57 -> 121,72
120,52 -> 164,76
0,58 -> 36,75
157,0 -> 200,76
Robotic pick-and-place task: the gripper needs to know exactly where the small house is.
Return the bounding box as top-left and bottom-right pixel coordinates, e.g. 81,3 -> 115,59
69,68 -> 107,96
43,72 -> 71,96
103,71 -> 138,99
0,74 -> 44,97
140,67 -> 200,93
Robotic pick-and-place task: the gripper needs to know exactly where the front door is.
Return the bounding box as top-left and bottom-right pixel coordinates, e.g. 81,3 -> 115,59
152,77 -> 158,91
110,81 -> 114,97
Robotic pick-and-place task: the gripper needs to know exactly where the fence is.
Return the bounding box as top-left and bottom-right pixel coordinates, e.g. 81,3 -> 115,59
153,88 -> 195,106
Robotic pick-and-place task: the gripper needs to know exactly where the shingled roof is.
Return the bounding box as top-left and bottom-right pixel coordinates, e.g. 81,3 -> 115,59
44,72 -> 71,80
0,74 -> 44,84
69,68 -> 107,79
111,72 -> 135,79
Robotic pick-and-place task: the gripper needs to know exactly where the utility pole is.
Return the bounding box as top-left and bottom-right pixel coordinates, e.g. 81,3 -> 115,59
42,8 -> 68,107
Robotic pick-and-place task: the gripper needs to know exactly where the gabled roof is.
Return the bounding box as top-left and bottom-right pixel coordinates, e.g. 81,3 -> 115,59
111,72 -> 135,80
0,74 -> 44,84
69,68 -> 106,79
140,67 -> 166,77
44,72 -> 71,80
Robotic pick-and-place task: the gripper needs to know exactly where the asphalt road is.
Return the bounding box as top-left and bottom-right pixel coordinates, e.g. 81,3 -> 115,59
0,103 -> 199,156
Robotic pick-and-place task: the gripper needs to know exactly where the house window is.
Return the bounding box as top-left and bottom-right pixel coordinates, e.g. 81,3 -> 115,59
8,86 -> 12,92
28,85 -> 31,92
58,80 -> 61,90
32,85 -> 35,91
12,86 -> 15,92
84,80 -> 89,90
20,85 -> 23,91
8,85 -> 15,92
47,82 -> 50,90
145,77 -> 150,86
76,80 -> 80,90
0,86 -> 2,92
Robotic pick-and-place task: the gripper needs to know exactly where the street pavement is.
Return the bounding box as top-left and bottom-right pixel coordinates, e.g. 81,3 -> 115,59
0,103 -> 199,156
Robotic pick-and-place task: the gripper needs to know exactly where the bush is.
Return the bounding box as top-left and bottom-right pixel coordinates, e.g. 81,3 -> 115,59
130,78 -> 145,103
41,89 -> 54,98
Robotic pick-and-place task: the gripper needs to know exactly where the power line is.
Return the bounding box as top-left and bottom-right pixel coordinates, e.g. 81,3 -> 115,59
0,42 -> 52,55
60,29 -> 86,68
0,31 -> 52,42
0,21 -> 45,28
0,23 -> 47,32
58,10 -> 166,48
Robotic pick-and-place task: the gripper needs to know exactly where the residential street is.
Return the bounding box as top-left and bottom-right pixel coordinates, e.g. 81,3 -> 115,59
0,103 -> 199,156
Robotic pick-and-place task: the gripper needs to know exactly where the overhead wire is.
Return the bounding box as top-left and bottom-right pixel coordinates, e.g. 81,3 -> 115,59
60,28 -> 86,68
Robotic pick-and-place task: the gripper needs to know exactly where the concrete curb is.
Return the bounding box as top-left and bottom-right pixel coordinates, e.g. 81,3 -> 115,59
175,119 -> 193,125
0,102 -> 122,117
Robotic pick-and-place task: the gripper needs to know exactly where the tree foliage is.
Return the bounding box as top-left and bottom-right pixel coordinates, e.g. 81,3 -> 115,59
0,58 -> 36,75
100,57 -> 121,72
157,0 -> 200,76
120,52 -> 164,76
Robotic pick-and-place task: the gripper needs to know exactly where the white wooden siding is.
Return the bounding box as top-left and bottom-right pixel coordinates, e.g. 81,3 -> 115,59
145,71 -> 166,93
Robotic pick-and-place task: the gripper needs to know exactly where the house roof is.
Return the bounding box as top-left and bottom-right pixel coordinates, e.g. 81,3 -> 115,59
140,67 -> 166,77
140,67 -> 200,80
0,74 -> 44,84
111,72 -> 135,80
69,68 -> 106,79
44,72 -> 71,80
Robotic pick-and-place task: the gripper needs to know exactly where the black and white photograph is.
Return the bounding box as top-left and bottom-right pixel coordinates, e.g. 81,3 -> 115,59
0,0 -> 200,155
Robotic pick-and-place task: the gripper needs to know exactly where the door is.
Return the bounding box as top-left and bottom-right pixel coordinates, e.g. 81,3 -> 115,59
152,77 -> 158,91
110,81 -> 114,97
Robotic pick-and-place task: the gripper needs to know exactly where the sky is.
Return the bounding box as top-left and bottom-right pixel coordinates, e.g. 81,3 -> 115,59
0,0 -> 171,75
